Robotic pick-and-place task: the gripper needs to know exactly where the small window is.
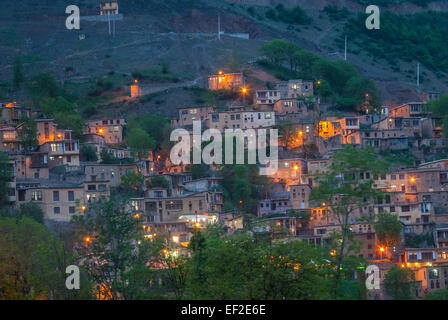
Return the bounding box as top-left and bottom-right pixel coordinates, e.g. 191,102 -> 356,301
68,191 -> 75,201
54,207 -> 60,214
53,191 -> 59,201
69,206 -> 75,214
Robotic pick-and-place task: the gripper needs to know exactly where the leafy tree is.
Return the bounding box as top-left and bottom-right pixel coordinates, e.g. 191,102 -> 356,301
185,225 -> 332,299
127,127 -> 155,160
127,114 -> 171,149
80,143 -> 98,162
0,217 -> 91,299
147,175 -> 170,191
187,163 -> 209,180
17,117 -> 38,153
265,4 -> 311,25
258,39 -> 380,112
218,164 -> 261,213
15,202 -> 44,224
29,73 -> 62,99
13,56 -> 25,91
311,145 -> 388,296
343,11 -> 448,74
53,112 -> 83,138
159,249 -> 188,299
424,289 -> 448,300
0,152 -> 12,210
428,95 -> 448,137
72,197 -> 163,300
100,149 -> 122,164
259,39 -> 288,65
39,96 -> 75,115
276,120 -> 297,150
374,211 -> 402,248
120,172 -> 144,195
39,97 -> 82,138
384,266 -> 415,300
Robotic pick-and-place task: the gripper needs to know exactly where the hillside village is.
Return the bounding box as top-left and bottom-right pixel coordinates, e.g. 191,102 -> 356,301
2,0 -> 448,301
2,63 -> 448,299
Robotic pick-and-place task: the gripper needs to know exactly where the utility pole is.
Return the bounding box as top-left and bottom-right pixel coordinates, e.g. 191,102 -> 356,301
344,35 -> 347,61
417,62 -> 420,87
218,15 -> 221,40
108,12 -> 111,36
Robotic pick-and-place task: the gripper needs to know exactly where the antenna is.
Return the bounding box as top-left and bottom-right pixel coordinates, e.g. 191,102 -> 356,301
417,62 -> 420,87
218,15 -> 221,40
344,35 -> 347,61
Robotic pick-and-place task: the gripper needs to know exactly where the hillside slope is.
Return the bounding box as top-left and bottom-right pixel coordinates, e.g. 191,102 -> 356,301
1,0 -> 446,108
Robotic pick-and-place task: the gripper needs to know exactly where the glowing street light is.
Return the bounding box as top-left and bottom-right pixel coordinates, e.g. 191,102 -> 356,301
241,86 -> 248,104
293,165 -> 299,171
172,235 -> 179,243
84,236 -> 91,244
81,205 -> 86,211
410,177 -> 416,183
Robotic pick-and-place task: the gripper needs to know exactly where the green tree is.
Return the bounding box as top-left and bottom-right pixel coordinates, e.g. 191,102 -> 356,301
428,95 -> 448,137
0,217 -> 91,299
384,266 -> 415,300
311,145 -> 388,296
18,117 -> 38,153
120,171 -> 144,196
127,114 -> 171,150
29,73 -> 62,99
80,143 -> 98,162
100,149 -> 121,164
147,175 -> 170,190
424,289 -> 448,300
127,127 -> 155,160
185,225 -> 332,299
0,152 -> 12,211
15,202 -> 44,224
13,56 -> 25,91
40,96 -> 76,115
72,197 -> 163,300
259,39 -> 289,65
374,211 -> 402,248
39,97 -> 82,138
276,120 -> 297,150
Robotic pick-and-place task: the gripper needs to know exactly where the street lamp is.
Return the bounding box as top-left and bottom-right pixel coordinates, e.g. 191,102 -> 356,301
379,247 -> 385,260
241,86 -> 248,104
84,236 -> 91,244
